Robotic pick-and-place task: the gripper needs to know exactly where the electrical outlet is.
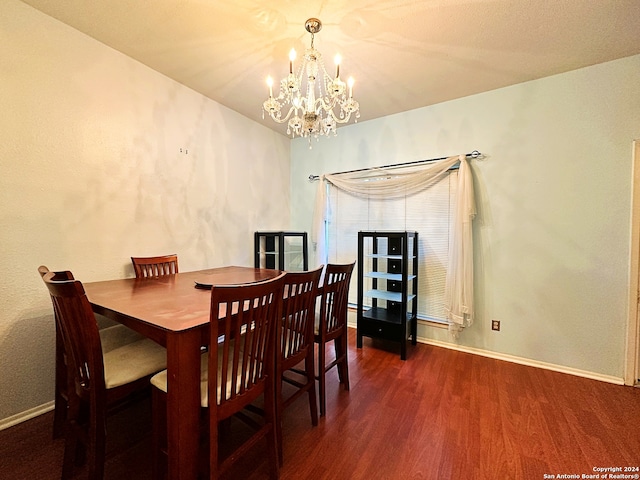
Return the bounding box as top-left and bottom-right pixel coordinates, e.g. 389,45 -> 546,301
491,320 -> 501,331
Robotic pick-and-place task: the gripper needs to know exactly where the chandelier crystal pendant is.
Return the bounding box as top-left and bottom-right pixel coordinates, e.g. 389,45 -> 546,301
262,18 -> 360,145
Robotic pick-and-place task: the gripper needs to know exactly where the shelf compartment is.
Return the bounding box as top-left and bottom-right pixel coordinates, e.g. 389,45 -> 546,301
359,308 -> 415,343
365,289 -> 416,303
364,272 -> 416,281
361,306 -> 416,324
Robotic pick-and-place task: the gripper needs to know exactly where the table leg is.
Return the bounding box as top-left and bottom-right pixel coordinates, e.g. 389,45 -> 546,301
166,329 -> 201,480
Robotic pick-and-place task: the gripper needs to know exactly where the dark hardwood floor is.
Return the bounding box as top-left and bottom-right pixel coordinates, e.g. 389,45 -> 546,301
1,329 -> 639,480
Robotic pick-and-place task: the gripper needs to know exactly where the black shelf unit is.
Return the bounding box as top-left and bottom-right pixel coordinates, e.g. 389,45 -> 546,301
356,231 -> 418,360
254,231 -> 308,271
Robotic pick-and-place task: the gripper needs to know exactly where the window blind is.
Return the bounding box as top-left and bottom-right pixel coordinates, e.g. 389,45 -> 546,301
326,169 -> 458,323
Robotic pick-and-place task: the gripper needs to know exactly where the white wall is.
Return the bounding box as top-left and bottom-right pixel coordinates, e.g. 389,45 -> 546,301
291,54 -> 640,381
2,0 -> 638,426
0,1 -> 290,422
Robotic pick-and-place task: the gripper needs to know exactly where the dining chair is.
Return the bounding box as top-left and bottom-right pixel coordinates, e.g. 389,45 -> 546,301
276,266 -> 323,464
314,262 -> 356,417
38,265 -> 74,439
40,269 -> 167,480
131,254 -> 178,278
150,273 -> 286,479
39,266 -> 156,440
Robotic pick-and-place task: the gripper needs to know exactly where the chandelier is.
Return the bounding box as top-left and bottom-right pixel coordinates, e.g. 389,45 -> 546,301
262,18 -> 360,144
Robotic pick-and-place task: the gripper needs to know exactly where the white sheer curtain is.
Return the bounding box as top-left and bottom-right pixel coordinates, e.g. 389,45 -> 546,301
312,154 -> 476,335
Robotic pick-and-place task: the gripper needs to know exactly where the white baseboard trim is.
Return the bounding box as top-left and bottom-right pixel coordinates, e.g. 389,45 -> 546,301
417,336 -> 625,385
0,401 -> 54,432
347,319 -> 624,386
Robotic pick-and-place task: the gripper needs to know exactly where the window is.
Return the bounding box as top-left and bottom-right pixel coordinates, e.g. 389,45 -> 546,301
326,167 -> 458,323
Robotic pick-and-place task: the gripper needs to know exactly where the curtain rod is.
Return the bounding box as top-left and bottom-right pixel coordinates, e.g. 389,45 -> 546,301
308,150 -> 482,181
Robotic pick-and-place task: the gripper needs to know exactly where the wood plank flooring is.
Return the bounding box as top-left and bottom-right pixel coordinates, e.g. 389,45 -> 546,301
1,329 -> 639,480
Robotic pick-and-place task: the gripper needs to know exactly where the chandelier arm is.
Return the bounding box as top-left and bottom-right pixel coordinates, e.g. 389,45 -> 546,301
268,106 -> 300,124
327,109 -> 353,124
315,98 -> 332,112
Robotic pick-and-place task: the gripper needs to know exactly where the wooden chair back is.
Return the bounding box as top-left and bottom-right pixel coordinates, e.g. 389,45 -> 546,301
38,266 -> 75,439
131,254 -> 178,279
208,273 -> 286,478
281,266 -> 323,366
42,271 -> 109,479
38,265 -> 74,281
317,262 -> 355,339
42,272 -> 107,404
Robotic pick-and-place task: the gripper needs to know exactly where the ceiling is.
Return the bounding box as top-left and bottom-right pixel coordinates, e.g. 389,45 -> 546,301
19,0 -> 640,137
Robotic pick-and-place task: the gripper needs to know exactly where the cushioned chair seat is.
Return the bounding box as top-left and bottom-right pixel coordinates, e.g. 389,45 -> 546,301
104,338 -> 168,389
99,324 -> 146,354
150,339 -> 243,406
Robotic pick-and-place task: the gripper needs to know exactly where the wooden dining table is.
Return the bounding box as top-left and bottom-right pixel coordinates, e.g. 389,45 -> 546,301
83,265 -> 282,480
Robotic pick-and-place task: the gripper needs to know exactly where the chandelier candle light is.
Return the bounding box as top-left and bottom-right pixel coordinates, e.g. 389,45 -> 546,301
262,18 -> 360,145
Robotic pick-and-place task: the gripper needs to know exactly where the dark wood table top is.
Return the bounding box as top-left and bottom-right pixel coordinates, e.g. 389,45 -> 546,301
84,266 -> 281,333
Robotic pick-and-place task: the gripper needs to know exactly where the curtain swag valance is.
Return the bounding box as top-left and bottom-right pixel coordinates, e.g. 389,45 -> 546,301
312,154 -> 476,335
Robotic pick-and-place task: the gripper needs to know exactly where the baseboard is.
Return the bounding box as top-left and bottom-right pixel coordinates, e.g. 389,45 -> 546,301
0,401 -> 54,432
419,336 -> 625,385
347,318 -> 625,386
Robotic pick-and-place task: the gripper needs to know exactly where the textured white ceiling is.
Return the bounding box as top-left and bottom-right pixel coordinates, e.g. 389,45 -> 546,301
19,0 -> 640,136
